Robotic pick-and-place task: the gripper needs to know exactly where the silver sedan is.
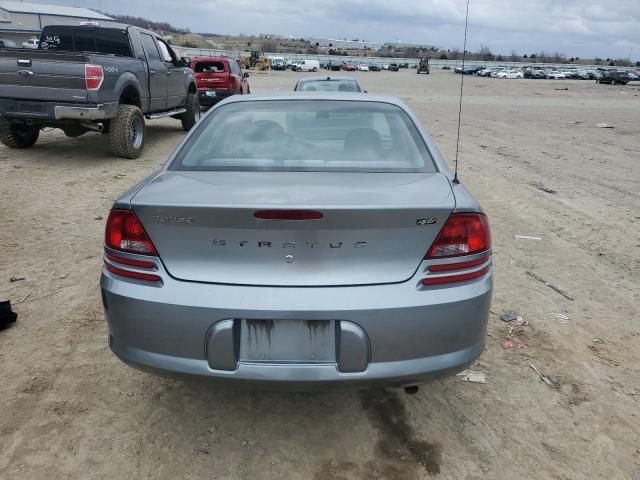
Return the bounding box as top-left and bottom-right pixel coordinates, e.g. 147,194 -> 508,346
100,93 -> 493,389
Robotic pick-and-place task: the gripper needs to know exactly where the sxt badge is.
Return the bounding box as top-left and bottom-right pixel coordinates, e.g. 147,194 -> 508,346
416,218 -> 437,226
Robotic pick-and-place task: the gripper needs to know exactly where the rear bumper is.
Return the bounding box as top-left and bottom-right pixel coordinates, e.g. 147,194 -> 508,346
0,98 -> 118,121
100,256 -> 492,388
109,335 -> 485,389
197,90 -> 234,106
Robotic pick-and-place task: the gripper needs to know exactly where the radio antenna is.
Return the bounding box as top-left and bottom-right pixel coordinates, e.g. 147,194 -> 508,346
453,0 -> 471,184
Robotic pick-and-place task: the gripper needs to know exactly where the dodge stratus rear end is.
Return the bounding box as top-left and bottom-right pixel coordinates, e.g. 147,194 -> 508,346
100,94 -> 492,388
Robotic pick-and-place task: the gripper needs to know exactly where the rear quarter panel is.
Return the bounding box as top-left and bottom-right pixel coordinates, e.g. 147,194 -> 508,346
90,56 -> 148,106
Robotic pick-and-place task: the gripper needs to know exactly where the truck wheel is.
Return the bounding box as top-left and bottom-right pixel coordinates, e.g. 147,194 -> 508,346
181,93 -> 201,132
108,104 -> 145,159
0,119 -> 39,149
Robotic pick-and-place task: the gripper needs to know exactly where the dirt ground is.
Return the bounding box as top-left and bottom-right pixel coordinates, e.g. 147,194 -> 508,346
1,69 -> 639,480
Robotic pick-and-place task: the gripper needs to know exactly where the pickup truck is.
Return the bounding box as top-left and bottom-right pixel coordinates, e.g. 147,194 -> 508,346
0,23 -> 199,158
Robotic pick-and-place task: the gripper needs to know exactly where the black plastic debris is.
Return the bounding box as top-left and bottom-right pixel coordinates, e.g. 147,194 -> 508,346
0,300 -> 17,330
500,311 -> 519,322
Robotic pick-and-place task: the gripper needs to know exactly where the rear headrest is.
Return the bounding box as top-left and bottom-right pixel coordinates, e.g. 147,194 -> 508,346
344,128 -> 382,159
246,120 -> 284,142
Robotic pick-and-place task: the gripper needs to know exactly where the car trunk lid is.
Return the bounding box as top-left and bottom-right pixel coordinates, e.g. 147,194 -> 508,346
132,171 -> 455,286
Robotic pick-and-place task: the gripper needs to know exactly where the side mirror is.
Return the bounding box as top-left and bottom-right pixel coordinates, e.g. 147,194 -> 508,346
181,57 -> 191,68
243,72 -> 250,78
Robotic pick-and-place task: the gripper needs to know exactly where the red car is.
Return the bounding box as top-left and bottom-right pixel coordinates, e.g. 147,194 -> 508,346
190,57 -> 250,107
342,63 -> 356,72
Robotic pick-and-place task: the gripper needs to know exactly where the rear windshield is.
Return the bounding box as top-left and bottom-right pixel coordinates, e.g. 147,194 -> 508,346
194,61 -> 226,73
171,100 -> 436,173
298,80 -> 361,92
39,27 -> 133,57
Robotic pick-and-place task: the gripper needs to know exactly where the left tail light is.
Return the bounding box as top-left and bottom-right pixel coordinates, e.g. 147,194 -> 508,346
422,213 -> 491,286
85,64 -> 104,91
105,209 -> 157,255
104,210 -> 161,283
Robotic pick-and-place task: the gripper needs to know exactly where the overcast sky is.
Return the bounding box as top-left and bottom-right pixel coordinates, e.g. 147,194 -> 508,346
43,0 -> 639,59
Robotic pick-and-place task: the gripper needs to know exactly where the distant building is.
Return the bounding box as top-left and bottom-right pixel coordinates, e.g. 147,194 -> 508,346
309,38 -> 380,51
0,0 -> 117,45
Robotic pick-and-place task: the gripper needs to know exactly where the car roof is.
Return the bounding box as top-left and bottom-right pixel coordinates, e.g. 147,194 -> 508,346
297,76 -> 358,82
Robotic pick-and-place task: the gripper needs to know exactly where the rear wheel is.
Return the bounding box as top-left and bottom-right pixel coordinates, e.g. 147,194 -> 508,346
312,67 -> 318,72
181,92 -> 201,132
108,104 -> 145,159
0,119 -> 39,149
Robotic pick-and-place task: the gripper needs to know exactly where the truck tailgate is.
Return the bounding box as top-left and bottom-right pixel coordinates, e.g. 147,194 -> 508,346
0,50 -> 88,103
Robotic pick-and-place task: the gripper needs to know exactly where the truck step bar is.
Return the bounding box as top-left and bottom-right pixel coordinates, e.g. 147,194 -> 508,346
145,108 -> 186,120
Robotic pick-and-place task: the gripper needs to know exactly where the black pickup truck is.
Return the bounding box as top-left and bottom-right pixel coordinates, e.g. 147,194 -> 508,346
0,23 -> 198,158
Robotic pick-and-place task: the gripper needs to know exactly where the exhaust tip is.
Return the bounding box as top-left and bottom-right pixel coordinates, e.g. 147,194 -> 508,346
404,386 -> 419,395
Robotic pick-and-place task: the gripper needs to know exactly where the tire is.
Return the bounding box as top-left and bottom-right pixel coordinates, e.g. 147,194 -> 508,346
108,104 -> 145,159
312,67 -> 317,72
181,92 -> 201,132
0,118 -> 39,149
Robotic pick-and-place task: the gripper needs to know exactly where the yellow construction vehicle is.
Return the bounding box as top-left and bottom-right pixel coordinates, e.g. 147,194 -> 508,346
239,51 -> 271,71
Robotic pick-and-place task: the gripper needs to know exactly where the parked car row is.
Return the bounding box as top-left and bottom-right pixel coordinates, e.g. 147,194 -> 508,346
455,65 -> 639,84
320,61 -> 409,72
316,61 -> 404,72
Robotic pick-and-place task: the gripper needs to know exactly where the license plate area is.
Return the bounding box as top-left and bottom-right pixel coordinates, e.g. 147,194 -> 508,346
239,319 -> 335,363
17,101 -> 44,113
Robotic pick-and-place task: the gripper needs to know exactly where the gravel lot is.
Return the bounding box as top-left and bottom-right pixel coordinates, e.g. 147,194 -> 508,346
1,70 -> 639,480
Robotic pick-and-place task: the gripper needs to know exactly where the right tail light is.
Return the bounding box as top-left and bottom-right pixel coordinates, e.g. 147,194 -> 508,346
422,213 -> 491,286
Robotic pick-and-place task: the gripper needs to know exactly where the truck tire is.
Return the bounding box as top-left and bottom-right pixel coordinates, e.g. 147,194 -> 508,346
108,104 -> 145,159
181,92 -> 201,132
0,119 -> 39,149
